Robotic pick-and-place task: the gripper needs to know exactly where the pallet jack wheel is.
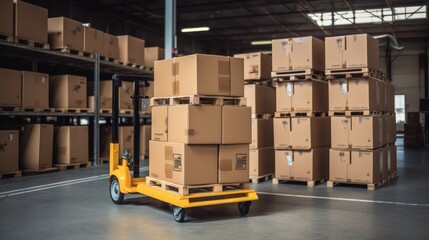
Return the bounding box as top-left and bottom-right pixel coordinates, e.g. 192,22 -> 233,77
110,176 -> 124,204
238,201 -> 251,215
172,206 -> 187,222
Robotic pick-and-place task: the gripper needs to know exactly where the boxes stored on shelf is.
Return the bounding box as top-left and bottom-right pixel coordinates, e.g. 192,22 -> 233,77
168,105 -> 221,144
103,32 -> 119,60
21,71 -> 49,108
0,130 -> 19,173
98,80 -> 132,109
249,147 -> 274,177
140,125 -> 151,157
250,118 -> 273,149
54,126 -> 88,164
14,0 -> 48,44
222,106 -> 251,144
149,141 -> 218,185
275,148 -> 329,181
325,34 -> 379,70
20,124 -> 53,170
48,17 -> 83,51
88,96 -> 112,110
144,47 -> 164,68
0,0 -> 13,36
272,36 -> 325,72
151,106 -> 168,141
0,68 -> 21,107
245,84 -> 276,114
331,116 -> 351,149
117,35 -> 145,66
273,117 -> 291,149
49,75 -> 87,108
119,126 -> 133,156
234,52 -> 272,80
83,26 -> 103,54
349,116 -> 385,149
218,144 -> 249,183
276,80 -> 328,112
290,117 -> 330,149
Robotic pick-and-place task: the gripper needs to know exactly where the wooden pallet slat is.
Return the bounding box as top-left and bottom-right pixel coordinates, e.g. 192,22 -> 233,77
0,171 -> 22,179
250,173 -> 273,184
15,37 -> 49,49
273,177 -> 327,187
0,107 -> 20,112
54,162 -> 92,171
251,113 -> 274,119
20,107 -> 54,112
272,69 -> 325,82
54,108 -> 90,113
328,110 -> 384,117
0,33 -> 13,42
325,68 -> 386,81
150,95 -> 246,107
275,111 -> 327,117
327,176 -> 392,190
52,47 -> 84,56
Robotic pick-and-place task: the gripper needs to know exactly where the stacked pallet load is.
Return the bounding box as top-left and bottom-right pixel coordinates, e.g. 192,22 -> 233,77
325,34 -> 397,190
234,52 -> 275,184
404,112 -> 424,148
148,54 -> 250,196
272,36 -> 330,187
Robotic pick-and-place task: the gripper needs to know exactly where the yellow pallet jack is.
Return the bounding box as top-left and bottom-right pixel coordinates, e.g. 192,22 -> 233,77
108,75 -> 258,222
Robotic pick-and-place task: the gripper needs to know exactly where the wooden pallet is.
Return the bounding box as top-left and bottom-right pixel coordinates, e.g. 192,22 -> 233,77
119,109 -> 133,114
273,177 -> 327,187
101,56 -> 120,63
21,167 -> 59,175
0,171 -> 21,179
327,177 -> 389,190
20,107 -> 54,112
244,78 -> 273,85
53,47 -> 84,56
272,69 -> 325,81
146,177 -> 248,196
328,110 -> 384,116
54,108 -> 90,113
120,61 -> 143,68
325,68 -> 386,81
0,32 -> 13,42
15,37 -> 49,49
250,173 -> 273,184
0,107 -> 20,112
150,95 -> 246,107
251,113 -> 274,119
99,108 -> 112,113
54,162 -> 92,171
83,52 -> 95,58
275,111 -> 327,117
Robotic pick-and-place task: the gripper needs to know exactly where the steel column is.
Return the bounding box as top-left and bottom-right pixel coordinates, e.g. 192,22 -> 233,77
93,53 -> 100,165
164,0 -> 176,59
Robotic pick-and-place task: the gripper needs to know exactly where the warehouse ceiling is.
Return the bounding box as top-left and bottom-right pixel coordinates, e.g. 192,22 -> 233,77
66,0 -> 429,54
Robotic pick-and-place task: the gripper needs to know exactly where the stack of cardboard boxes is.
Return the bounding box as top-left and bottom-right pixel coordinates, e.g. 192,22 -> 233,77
272,36 -> 330,186
326,34 -> 397,188
234,52 -> 276,183
149,54 -> 251,189
404,112 -> 423,148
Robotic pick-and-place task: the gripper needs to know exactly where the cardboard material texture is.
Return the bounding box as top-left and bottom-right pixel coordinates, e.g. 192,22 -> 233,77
95,80 -> 132,109
218,144 -> 249,183
328,78 -> 348,111
290,117 -> 330,149
387,115 -> 396,144
168,105 -> 221,144
249,147 -> 274,177
329,149 -> 350,182
151,106 -> 168,141
144,47 -> 164,68
20,124 -> 53,170
99,126 -> 111,160
0,130 -> 19,173
331,116 -> 351,149
348,78 -> 382,111
222,106 -> 251,144
381,146 -> 388,180
386,82 -> 395,112
48,17 -> 83,51
272,36 -> 325,72
119,126 -> 134,156
276,82 -> 293,112
245,84 -> 276,114
83,26 -> 103,54
273,117 -> 291,149
149,141 -> 218,185
14,0 -> 48,44
292,80 -> 328,111
88,96 -> 112,110
275,150 -> 293,179
117,35 -> 145,66
234,52 -> 272,80
0,0 -> 13,36
350,116 -> 385,149
21,71 -> 49,108
49,75 -> 87,108
140,125 -> 151,157
103,32 -> 119,60
54,126 -> 88,164
325,36 -> 347,69
154,58 -> 175,97
0,68 -> 21,107
250,118 -> 273,149
387,144 -> 397,175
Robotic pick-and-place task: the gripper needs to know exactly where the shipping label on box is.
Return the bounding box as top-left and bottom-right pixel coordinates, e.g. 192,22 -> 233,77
329,79 -> 349,111
275,150 -> 293,179
325,36 -> 347,69
218,144 -> 249,183
276,82 -> 293,112
272,38 -> 293,72
234,52 -> 272,80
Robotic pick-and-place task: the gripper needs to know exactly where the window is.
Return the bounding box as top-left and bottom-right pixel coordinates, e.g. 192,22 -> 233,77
395,94 -> 406,123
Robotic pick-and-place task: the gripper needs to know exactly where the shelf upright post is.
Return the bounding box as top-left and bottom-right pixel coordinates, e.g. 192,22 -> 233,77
93,53 -> 101,165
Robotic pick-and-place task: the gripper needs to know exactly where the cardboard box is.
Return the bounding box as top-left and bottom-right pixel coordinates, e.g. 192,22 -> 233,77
275,148 -> 329,181
49,75 -> 87,108
149,141 -> 218,185
328,78 -> 348,111
245,84 -> 276,114
48,17 -> 83,51
387,145 -> 397,175
0,0 -> 13,36
273,117 -> 291,149
151,106 -> 168,141
154,58 -> 175,97
103,32 -> 119,60
83,26 -> 103,54
95,80 -> 132,110
249,147 -> 274,177
290,117 -> 330,149
350,116 -> 385,149
329,149 -> 350,182
21,71 -> 49,108
276,82 -> 293,112
250,118 -> 273,149
168,105 -> 221,144
0,68 -> 21,107
117,35 -> 145,66
386,82 -> 395,112
222,106 -> 251,144
20,124 -> 53,170
0,130 -> 19,173
54,126 -> 88,164
272,36 -> 325,72
140,125 -> 151,157
99,126 -> 112,161
218,144 -> 249,183
292,80 -> 328,111
325,36 -> 347,69
387,115 -> 396,144
379,81 -> 387,112
144,47 -> 164,68
14,0 -> 48,44
119,126 -> 134,157
381,146 -> 388,180
331,116 -> 351,149
88,96 -> 112,110
234,52 -> 272,80
348,78 -> 382,111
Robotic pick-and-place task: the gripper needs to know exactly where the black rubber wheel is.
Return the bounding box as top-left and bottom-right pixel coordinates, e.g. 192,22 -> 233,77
110,176 -> 124,204
238,201 -> 252,215
172,206 -> 186,222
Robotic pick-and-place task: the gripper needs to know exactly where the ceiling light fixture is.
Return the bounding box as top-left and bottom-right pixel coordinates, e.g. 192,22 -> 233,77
181,27 -> 210,33
251,40 -> 272,45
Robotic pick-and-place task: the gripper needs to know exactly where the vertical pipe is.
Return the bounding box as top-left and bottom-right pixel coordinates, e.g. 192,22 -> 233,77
93,53 -> 100,165
133,81 -> 140,178
164,0 -> 176,59
386,38 -> 392,80
331,1 -> 335,35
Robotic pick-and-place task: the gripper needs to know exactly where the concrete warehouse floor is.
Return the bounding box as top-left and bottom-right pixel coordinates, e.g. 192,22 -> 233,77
1,138 -> 428,240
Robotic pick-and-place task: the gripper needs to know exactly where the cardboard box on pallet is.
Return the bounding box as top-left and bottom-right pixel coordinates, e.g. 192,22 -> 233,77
88,96 -> 112,110
117,35 -> 145,66
348,78 -> 383,111
250,118 -> 273,149
83,26 -> 103,55
49,75 -> 87,108
331,116 -> 351,149
290,117 -> 330,149
218,144 -> 249,183
149,140 -> 218,185
102,32 -> 119,60
14,0 -> 48,44
234,52 -> 272,80
275,82 -> 293,112
144,47 -> 164,68
20,124 -> 53,170
349,116 -> 385,149
275,148 -> 329,181
387,144 -> 397,175
328,78 -> 349,111
54,126 -> 88,164
249,147 -> 274,177
273,117 -> 291,149
140,125 -> 151,157
48,17 -> 83,51
245,84 -> 276,114
386,82 -> 395,112
95,80 -> 132,110
276,80 -> 328,112
222,106 -> 251,144
0,130 -> 19,173
0,68 -> 21,107
386,114 -> 396,144
22,71 -> 49,108
0,0 -> 13,36
272,36 -> 325,72
151,106 -> 168,141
